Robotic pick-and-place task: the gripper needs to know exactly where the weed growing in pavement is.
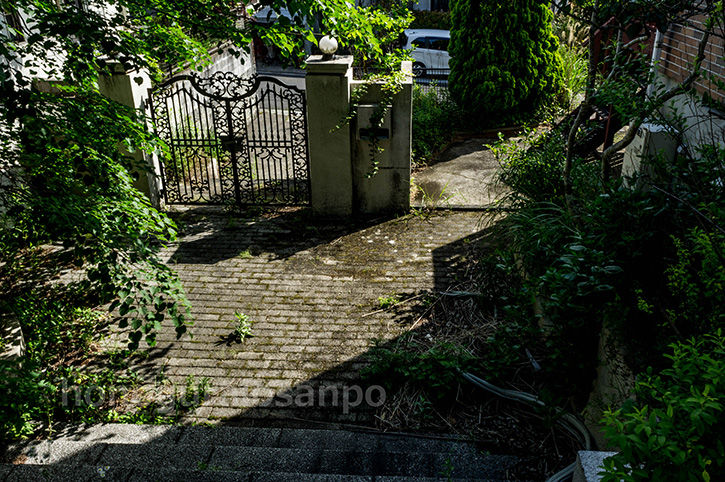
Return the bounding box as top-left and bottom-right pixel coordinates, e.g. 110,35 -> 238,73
233,311 -> 254,341
378,294 -> 401,309
237,249 -> 253,259
411,180 -> 454,218
173,375 -> 210,417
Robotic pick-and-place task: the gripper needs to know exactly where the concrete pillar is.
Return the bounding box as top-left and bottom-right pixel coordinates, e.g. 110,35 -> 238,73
305,55 -> 354,217
97,65 -> 162,207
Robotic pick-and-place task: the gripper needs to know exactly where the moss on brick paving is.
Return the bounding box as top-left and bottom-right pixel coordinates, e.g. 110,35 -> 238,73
99,210 -> 487,425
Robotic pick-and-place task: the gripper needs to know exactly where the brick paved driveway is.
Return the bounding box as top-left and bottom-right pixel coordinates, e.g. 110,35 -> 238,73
112,209 -> 487,425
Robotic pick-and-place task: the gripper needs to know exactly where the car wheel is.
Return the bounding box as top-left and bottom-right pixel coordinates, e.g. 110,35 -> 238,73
412,62 -> 426,77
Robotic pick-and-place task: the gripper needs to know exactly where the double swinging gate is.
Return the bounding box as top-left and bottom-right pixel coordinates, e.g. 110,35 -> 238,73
149,71 -> 310,207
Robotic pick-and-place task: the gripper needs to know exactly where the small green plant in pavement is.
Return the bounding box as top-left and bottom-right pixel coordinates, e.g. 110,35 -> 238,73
378,294 -> 401,309
233,311 -> 254,340
174,375 -> 210,416
411,180 -> 454,217
439,456 -> 455,481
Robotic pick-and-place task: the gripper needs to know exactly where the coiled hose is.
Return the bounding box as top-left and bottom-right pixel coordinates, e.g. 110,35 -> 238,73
461,371 -> 593,482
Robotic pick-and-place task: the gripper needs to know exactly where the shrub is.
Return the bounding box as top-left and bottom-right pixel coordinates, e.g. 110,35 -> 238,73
0,360 -> 56,439
449,0 -> 563,121
495,129 -> 567,202
536,241 -> 625,399
412,84 -> 460,165
0,290 -> 126,438
665,229 -> 725,338
489,128 -> 725,400
363,339 -> 476,400
0,287 -> 206,440
496,197 -> 630,397
601,331 -> 725,481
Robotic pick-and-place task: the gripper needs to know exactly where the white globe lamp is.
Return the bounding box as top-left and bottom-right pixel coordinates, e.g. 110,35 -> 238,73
319,35 -> 338,60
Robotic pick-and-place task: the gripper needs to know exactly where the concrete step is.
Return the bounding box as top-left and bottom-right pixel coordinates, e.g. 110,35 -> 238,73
8,440 -> 517,478
184,426 -> 479,455
201,445 -> 515,478
3,424 -> 522,480
50,423 -> 480,454
4,463 -> 129,481
2,464 -> 507,481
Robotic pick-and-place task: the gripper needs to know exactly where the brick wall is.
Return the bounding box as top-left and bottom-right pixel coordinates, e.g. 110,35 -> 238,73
659,14 -> 725,104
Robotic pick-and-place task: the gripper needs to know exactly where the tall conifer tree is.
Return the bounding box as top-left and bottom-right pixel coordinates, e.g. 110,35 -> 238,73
449,0 -> 563,120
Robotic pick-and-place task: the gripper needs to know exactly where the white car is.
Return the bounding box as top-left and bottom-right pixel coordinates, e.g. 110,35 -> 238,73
403,29 -> 450,75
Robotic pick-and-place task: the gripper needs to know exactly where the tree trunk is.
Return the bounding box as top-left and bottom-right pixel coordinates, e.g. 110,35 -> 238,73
563,4 -> 598,201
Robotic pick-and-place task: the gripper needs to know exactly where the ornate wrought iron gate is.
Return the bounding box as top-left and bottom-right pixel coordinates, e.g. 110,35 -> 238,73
149,72 -> 310,206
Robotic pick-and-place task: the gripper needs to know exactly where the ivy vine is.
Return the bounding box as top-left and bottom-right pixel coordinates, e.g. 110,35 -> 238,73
334,69 -> 406,177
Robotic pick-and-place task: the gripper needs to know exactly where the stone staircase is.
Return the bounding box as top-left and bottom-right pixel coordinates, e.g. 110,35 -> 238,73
1,424 -> 521,481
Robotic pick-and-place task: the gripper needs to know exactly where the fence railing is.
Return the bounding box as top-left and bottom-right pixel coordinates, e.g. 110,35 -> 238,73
353,67 -> 451,97
413,68 -> 450,96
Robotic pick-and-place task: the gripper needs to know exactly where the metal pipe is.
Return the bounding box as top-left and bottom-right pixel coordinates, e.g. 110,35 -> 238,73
647,29 -> 664,98
461,371 -> 594,482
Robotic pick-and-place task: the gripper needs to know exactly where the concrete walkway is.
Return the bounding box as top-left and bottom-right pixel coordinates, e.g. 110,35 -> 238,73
108,210 -> 489,425
412,138 -> 510,209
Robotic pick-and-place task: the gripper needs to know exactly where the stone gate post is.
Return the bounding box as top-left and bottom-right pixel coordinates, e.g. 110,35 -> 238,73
305,55 -> 355,217
98,64 -> 162,208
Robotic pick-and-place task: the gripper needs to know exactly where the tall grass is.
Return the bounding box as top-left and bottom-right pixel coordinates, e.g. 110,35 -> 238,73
559,44 -> 587,108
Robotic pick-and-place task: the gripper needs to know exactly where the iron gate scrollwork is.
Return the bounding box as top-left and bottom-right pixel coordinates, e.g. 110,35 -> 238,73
149,71 -> 310,206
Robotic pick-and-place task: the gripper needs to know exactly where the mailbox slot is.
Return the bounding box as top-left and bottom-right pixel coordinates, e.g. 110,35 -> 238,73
356,104 -> 391,140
